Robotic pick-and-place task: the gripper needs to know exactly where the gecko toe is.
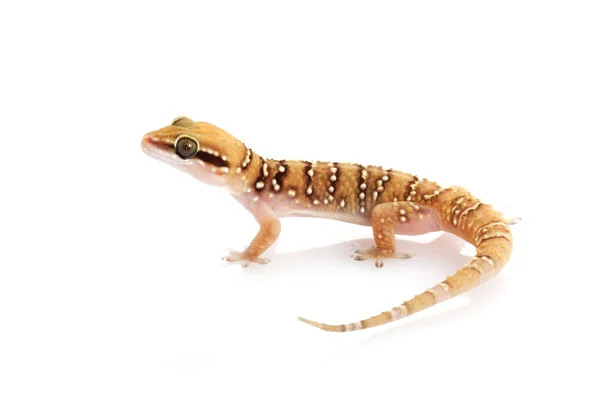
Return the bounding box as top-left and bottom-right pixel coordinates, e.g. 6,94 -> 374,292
222,249 -> 271,267
351,247 -> 410,266
392,252 -> 412,259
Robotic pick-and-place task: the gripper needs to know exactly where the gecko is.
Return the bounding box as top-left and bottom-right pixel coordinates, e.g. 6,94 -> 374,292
141,116 -> 515,332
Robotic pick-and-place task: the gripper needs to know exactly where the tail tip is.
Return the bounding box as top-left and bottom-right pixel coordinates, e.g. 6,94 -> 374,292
297,316 -> 324,329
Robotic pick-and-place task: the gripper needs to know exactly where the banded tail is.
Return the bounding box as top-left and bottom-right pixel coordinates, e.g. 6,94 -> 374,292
298,190 -> 514,332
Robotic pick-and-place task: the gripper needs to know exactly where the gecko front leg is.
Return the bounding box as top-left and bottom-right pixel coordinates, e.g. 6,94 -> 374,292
352,201 -> 443,268
222,196 -> 281,268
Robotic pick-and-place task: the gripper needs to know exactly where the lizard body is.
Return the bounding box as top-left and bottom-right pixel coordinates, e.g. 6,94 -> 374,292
141,117 -> 514,332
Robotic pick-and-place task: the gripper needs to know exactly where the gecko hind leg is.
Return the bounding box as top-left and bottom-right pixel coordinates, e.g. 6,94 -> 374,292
352,201 -> 443,268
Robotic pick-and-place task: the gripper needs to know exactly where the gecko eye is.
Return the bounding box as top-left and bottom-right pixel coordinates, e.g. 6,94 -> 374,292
175,136 -> 199,159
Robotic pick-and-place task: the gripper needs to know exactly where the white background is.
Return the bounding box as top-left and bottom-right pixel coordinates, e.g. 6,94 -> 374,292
1,1 -> 598,399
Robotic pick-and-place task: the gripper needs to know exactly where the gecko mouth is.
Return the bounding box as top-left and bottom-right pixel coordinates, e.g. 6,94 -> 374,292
141,139 -> 193,165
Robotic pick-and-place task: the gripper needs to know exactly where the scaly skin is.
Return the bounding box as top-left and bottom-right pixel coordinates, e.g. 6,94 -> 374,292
141,117 -> 514,332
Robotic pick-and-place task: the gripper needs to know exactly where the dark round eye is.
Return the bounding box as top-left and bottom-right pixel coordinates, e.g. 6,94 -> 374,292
175,136 -> 198,159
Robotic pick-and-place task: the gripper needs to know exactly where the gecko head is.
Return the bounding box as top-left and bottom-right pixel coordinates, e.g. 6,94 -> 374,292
141,116 -> 248,187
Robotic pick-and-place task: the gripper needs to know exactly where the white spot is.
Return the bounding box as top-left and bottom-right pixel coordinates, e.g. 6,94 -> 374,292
360,183 -> 367,190
306,186 -> 313,195
331,167 -> 337,173
372,191 -> 378,201
328,186 -> 335,193
272,179 -> 277,186
236,167 -> 242,174
427,283 -> 452,302
263,163 -> 269,177
242,149 -> 252,168
343,321 -> 363,331
479,256 -> 494,266
288,190 -> 296,197
221,155 -> 228,161
359,192 -> 365,200
390,305 -> 408,320
340,199 -> 346,208
399,209 -> 406,215
328,195 -> 334,202
400,216 -> 407,222
278,165 -> 285,173
330,175 -> 337,182
360,207 -> 365,213
274,184 -> 281,192
361,169 -> 368,179
252,196 -> 259,202
473,256 -> 496,282
313,199 -> 320,205
382,175 -> 389,182
255,181 -> 264,189
307,169 -> 314,177
323,199 -> 329,205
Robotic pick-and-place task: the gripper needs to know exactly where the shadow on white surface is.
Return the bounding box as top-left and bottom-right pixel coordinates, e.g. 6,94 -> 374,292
236,231 -> 468,277
231,232 -> 507,337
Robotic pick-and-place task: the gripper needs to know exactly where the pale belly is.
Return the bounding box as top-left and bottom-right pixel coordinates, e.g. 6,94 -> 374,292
275,206 -> 372,226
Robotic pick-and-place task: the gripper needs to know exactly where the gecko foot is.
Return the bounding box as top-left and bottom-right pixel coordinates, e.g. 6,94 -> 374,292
351,247 -> 411,268
221,249 -> 271,268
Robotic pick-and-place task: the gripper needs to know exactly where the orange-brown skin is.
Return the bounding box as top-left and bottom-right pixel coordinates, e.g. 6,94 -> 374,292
141,117 -> 514,332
